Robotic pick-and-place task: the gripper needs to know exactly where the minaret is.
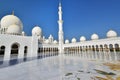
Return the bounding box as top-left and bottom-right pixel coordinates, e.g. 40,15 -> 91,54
58,1 -> 64,54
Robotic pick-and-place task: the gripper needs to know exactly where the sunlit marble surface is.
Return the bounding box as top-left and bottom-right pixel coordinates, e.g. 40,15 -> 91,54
0,55 -> 118,80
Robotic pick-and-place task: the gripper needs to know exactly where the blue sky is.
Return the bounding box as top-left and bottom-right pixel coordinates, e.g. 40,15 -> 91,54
0,0 -> 120,41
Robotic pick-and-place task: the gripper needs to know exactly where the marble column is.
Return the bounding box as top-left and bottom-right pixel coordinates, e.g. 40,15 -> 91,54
4,46 -> 11,61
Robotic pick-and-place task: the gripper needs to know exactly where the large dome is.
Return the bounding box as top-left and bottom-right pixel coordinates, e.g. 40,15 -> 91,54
71,38 -> 76,43
107,30 -> 117,38
80,36 -> 86,42
6,24 -> 22,35
32,26 -> 42,36
65,39 -> 69,44
1,15 -> 23,29
91,33 -> 99,40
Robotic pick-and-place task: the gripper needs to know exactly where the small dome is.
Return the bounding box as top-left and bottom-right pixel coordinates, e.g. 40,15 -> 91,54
53,40 -> 58,44
1,15 -> 23,29
22,31 -> 25,36
38,36 -> 42,40
91,33 -> 99,40
80,36 -> 86,42
107,30 -> 117,38
45,39 -> 49,44
65,39 -> 69,44
6,24 -> 22,35
32,26 -> 42,36
49,34 -> 53,39
49,34 -> 52,38
71,38 -> 76,43
22,31 -> 25,34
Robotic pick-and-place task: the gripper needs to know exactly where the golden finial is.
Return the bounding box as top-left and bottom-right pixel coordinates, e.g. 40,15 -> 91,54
12,10 -> 14,15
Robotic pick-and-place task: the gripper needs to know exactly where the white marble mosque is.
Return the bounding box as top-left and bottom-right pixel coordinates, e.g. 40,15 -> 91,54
0,2 -> 120,62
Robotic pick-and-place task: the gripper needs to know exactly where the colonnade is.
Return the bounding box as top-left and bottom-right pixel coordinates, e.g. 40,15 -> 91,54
0,43 -> 28,61
64,44 -> 120,61
0,44 -> 59,61
37,47 -> 59,58
0,43 -> 120,62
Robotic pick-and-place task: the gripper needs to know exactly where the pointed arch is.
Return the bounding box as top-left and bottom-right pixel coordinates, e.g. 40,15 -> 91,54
109,44 -> 114,52
85,46 -> 88,51
0,45 -> 5,61
115,44 -> 120,52
92,45 -> 95,52
11,43 -> 20,54
100,45 -> 103,52
11,43 -> 20,59
24,46 -> 28,58
0,45 -> 5,55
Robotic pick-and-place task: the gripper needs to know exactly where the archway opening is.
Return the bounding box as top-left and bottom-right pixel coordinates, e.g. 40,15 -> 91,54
92,45 -> 95,52
86,46 -> 88,52
0,46 -> 5,61
115,44 -> 120,52
38,48 -> 40,53
80,46 -> 82,52
109,44 -> 114,52
0,46 -> 5,55
11,43 -> 19,60
24,46 -> 28,58
100,45 -> 103,52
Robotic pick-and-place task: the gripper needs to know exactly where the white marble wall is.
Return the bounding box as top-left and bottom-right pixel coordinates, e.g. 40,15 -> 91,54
0,34 -> 38,61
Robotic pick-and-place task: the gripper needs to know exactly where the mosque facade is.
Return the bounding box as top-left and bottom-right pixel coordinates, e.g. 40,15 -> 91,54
0,2 -> 120,61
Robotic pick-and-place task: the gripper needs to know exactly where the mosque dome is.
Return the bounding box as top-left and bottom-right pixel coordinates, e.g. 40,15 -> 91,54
45,39 -> 50,44
22,31 -> 26,36
53,40 -> 58,44
65,39 -> 69,44
6,24 -> 22,35
91,33 -> 99,40
49,35 -> 53,38
71,38 -> 76,43
107,30 -> 117,38
22,31 -> 25,34
80,36 -> 86,42
32,26 -> 42,36
1,14 -> 23,29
